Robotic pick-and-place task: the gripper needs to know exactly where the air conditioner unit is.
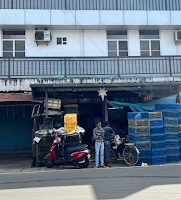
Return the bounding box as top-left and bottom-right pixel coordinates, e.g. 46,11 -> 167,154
34,30 -> 51,42
174,30 -> 181,44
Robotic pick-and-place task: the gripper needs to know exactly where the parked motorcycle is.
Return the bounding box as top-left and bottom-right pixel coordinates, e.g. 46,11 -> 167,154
44,132 -> 90,168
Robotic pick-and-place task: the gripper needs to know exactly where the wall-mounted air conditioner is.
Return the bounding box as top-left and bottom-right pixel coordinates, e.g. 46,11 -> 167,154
34,30 -> 51,42
174,30 -> 181,44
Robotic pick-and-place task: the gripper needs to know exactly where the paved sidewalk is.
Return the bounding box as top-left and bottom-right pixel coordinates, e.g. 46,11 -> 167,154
0,155 -> 130,173
1,155 -> 181,174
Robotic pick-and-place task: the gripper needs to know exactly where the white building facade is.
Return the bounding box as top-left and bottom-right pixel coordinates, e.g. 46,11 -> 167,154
0,1 -> 180,100
1,0 -> 181,150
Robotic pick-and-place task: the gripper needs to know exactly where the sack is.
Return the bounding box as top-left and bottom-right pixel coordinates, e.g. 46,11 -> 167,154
91,135 -> 95,142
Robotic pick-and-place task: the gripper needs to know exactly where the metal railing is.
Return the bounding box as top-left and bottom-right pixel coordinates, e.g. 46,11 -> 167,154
1,0 -> 181,10
0,56 -> 180,79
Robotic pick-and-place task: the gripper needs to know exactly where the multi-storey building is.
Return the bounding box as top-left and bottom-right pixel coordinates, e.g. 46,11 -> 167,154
0,0 -> 181,150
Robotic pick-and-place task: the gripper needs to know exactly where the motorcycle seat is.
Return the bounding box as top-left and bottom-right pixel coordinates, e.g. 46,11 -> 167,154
66,146 -> 86,155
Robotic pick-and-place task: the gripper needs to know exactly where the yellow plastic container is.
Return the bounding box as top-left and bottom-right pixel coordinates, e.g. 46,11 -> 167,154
64,114 -> 77,132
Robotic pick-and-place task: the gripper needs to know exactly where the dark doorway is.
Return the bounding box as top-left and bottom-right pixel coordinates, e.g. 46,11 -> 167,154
78,103 -> 102,144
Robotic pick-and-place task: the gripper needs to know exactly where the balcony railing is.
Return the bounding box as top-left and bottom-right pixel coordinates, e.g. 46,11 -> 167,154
1,0 -> 181,10
0,56 -> 181,79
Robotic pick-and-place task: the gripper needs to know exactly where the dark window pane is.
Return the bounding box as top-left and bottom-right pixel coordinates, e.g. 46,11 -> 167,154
15,41 -> 25,51
15,52 -> 25,57
151,41 -> 160,50
3,31 -> 25,35
119,41 -> 128,50
63,38 -> 66,41
57,38 -> 62,44
3,30 -> 25,39
151,51 -> 160,56
108,41 -> 117,50
140,41 -> 149,50
119,52 -> 128,56
139,30 -> 159,39
141,51 -> 150,56
3,41 -> 13,51
3,52 -> 13,57
107,31 -> 127,39
108,51 -> 117,56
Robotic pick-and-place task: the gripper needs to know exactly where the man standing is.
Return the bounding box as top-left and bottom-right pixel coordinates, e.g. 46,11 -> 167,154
103,121 -> 115,167
93,121 -> 105,168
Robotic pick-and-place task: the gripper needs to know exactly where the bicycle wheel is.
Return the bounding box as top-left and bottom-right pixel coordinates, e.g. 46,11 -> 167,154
110,148 -> 117,163
123,146 -> 139,166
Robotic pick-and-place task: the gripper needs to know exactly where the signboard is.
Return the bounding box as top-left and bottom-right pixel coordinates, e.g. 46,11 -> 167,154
142,94 -> 154,102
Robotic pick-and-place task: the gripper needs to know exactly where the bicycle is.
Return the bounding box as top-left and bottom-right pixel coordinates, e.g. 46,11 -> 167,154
110,134 -> 140,166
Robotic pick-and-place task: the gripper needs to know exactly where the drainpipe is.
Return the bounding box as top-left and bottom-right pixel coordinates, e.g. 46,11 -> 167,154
45,89 -> 48,118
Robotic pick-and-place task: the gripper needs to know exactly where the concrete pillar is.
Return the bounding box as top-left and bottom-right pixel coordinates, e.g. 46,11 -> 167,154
45,89 -> 48,118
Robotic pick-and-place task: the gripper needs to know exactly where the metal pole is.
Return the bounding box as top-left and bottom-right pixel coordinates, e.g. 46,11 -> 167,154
45,89 -> 48,118
105,97 -> 108,121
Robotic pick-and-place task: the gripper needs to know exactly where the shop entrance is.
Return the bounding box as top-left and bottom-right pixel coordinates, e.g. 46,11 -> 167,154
108,106 -> 132,136
78,103 -> 102,145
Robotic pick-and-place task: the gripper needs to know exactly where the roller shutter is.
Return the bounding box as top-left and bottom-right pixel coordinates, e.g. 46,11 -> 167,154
0,105 -> 33,150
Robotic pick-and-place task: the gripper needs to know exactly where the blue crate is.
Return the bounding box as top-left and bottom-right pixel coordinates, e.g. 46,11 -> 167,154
151,134 -> 165,142
139,149 -> 152,157
167,154 -> 180,163
163,111 -> 178,118
128,127 -> 150,135
134,141 -> 151,150
178,111 -> 181,118
152,141 -> 166,149
150,119 -> 163,128
178,132 -> 181,139
167,147 -> 180,155
150,127 -> 164,134
152,156 -> 167,165
165,133 -> 179,140
178,118 -> 181,125
137,156 -> 152,166
166,103 -> 180,110
166,140 -> 179,147
152,148 -> 167,157
127,112 -> 149,120
155,104 -> 166,111
129,134 -> 150,142
164,118 -> 178,125
164,125 -> 178,133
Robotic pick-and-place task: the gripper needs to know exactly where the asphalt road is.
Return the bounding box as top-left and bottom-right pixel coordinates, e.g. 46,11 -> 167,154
0,163 -> 181,200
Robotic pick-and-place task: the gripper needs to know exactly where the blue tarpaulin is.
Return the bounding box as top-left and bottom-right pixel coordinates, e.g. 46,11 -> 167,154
106,94 -> 178,112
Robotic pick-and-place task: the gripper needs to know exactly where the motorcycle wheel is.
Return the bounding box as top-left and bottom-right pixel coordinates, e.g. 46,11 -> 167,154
79,156 -> 89,168
123,146 -> 139,166
44,158 -> 54,168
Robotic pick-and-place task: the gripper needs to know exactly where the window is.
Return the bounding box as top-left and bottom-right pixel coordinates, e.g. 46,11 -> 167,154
139,30 -> 160,56
57,37 -> 67,45
107,31 -> 128,56
2,31 -> 25,57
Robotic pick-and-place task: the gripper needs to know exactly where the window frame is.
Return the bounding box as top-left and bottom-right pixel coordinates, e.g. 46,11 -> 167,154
56,37 -> 67,45
107,39 -> 128,56
139,31 -> 160,56
2,39 -> 25,57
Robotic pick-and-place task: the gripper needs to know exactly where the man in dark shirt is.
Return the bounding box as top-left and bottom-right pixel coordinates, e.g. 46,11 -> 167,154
103,121 -> 115,167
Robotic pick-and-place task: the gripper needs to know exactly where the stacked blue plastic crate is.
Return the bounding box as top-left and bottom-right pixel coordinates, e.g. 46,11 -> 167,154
149,112 -> 167,165
128,112 -> 151,165
156,103 -> 180,163
178,110 -> 181,159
